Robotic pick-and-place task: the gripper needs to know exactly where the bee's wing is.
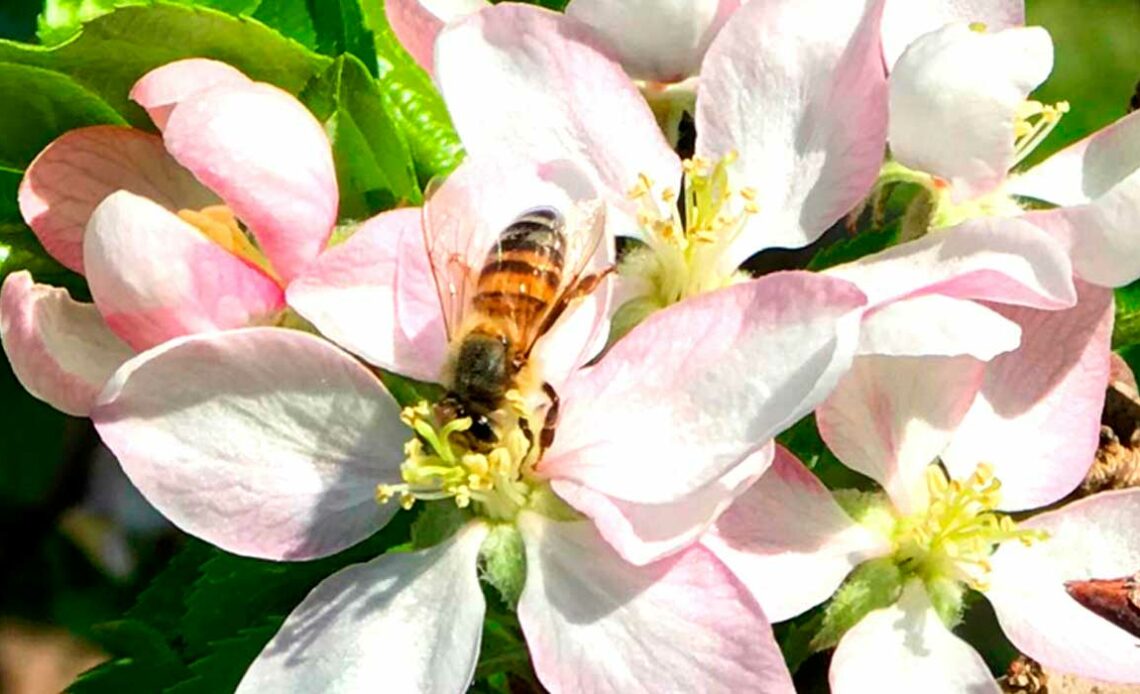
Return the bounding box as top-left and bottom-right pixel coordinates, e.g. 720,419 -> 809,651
422,176 -> 481,342
519,199 -> 608,357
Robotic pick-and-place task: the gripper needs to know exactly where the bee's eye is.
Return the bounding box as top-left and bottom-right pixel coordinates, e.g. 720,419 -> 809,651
470,416 -> 495,442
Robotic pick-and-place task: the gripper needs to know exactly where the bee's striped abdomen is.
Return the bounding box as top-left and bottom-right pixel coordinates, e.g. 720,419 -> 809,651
473,207 -> 567,326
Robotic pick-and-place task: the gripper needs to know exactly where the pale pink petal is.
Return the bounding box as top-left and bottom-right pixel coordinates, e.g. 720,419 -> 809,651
287,208 -> 447,383
881,0 -> 1025,69
542,272 -> 866,504
942,281 -> 1112,511
831,582 -> 1000,694
435,4 -> 681,220
986,490 -> 1140,683
0,271 -> 133,417
1023,173 -> 1140,288
826,216 -> 1076,309
129,58 -> 251,130
18,126 -> 217,273
702,447 -> 892,622
550,443 -> 774,566
696,0 -> 888,268
84,191 -> 285,352
818,355 -> 986,514
566,0 -> 738,83
890,25 -> 1052,199
162,81 -> 337,283
386,0 -> 488,73
91,328 -> 407,561
516,512 -> 794,693
1009,109 -> 1140,206
857,294 -> 1021,360
237,522 -> 488,693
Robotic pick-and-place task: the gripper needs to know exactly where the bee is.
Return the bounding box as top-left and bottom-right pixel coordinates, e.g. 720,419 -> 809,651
422,188 -> 610,448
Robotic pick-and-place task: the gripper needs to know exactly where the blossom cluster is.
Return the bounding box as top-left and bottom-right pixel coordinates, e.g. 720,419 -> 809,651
2,0 -> 1140,691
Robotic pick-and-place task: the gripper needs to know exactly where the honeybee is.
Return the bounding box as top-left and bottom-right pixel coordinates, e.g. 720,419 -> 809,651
422,188 -> 610,447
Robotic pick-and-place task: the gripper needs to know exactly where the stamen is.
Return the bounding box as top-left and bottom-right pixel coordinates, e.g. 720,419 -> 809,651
379,393 -> 540,521
892,464 -> 1047,592
177,205 -> 280,282
1012,100 -> 1070,168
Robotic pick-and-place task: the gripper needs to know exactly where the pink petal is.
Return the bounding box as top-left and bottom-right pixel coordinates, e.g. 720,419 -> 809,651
942,281 -> 1112,511
18,126 -> 217,273
818,355 -> 985,514
237,522 -> 488,692
1023,174 -> 1140,288
702,447 -> 892,622
516,512 -> 794,693
857,294 -> 1021,360
830,582 -> 1000,694
696,0 -> 888,267
91,328 -> 407,561
287,208 -> 448,383
0,271 -> 133,417
435,4 -> 681,220
130,58 -> 252,131
84,191 -> 285,352
1009,109 -> 1140,207
566,0 -> 738,83
889,25 -> 1052,200
386,0 -> 488,74
541,272 -> 866,504
986,490 -> 1140,683
162,81 -> 337,283
826,216 -> 1076,310
550,443 -> 774,566
881,0 -> 1025,70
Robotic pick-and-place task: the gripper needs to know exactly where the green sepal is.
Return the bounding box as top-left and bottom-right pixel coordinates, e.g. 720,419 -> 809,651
810,557 -> 903,653
479,523 -> 527,609
411,500 -> 472,549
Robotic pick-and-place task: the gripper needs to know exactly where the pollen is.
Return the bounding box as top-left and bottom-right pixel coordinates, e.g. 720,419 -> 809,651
891,464 -> 1047,592
621,153 -> 757,310
378,392 -> 540,521
177,205 -> 280,283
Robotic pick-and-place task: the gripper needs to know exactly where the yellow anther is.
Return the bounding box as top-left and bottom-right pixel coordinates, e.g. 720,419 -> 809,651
177,205 -> 279,282
969,21 -> 988,32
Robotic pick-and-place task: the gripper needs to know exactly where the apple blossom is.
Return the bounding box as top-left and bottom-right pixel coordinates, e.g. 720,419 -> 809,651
1,58 -> 338,417
434,0 -> 889,329
700,355 -> 1140,691
833,22 -> 1140,510
89,155 -> 873,691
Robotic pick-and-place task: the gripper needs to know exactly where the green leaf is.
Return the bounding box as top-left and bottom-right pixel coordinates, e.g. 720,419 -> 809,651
301,54 -> 420,216
1114,279 -> 1140,350
69,620 -> 191,693
365,0 -> 464,185
805,222 -> 900,272
38,0 -> 263,46
0,342 -> 71,506
163,622 -> 281,694
0,62 -> 124,169
1,3 -> 331,129
309,0 -> 376,76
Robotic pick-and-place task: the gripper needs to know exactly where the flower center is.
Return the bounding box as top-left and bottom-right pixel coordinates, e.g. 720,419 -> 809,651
377,390 -> 540,522
892,464 -> 1045,592
177,205 -> 279,282
620,155 -> 756,311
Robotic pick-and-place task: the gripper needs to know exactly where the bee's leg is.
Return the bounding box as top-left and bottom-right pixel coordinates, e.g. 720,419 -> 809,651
566,265 -> 616,301
540,382 -> 561,450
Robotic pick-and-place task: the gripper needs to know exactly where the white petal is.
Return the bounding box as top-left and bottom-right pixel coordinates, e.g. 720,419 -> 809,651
987,490 -> 1140,683
818,355 -> 986,514
517,512 -> 794,693
697,0 -> 889,265
238,522 -> 489,693
831,582 -> 1000,694
890,24 -> 1052,198
881,0 -> 1025,70
92,328 -> 407,561
1009,108 -> 1140,206
702,447 -> 892,622
551,443 -> 774,566
565,0 -> 733,82
857,294 -> 1021,360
